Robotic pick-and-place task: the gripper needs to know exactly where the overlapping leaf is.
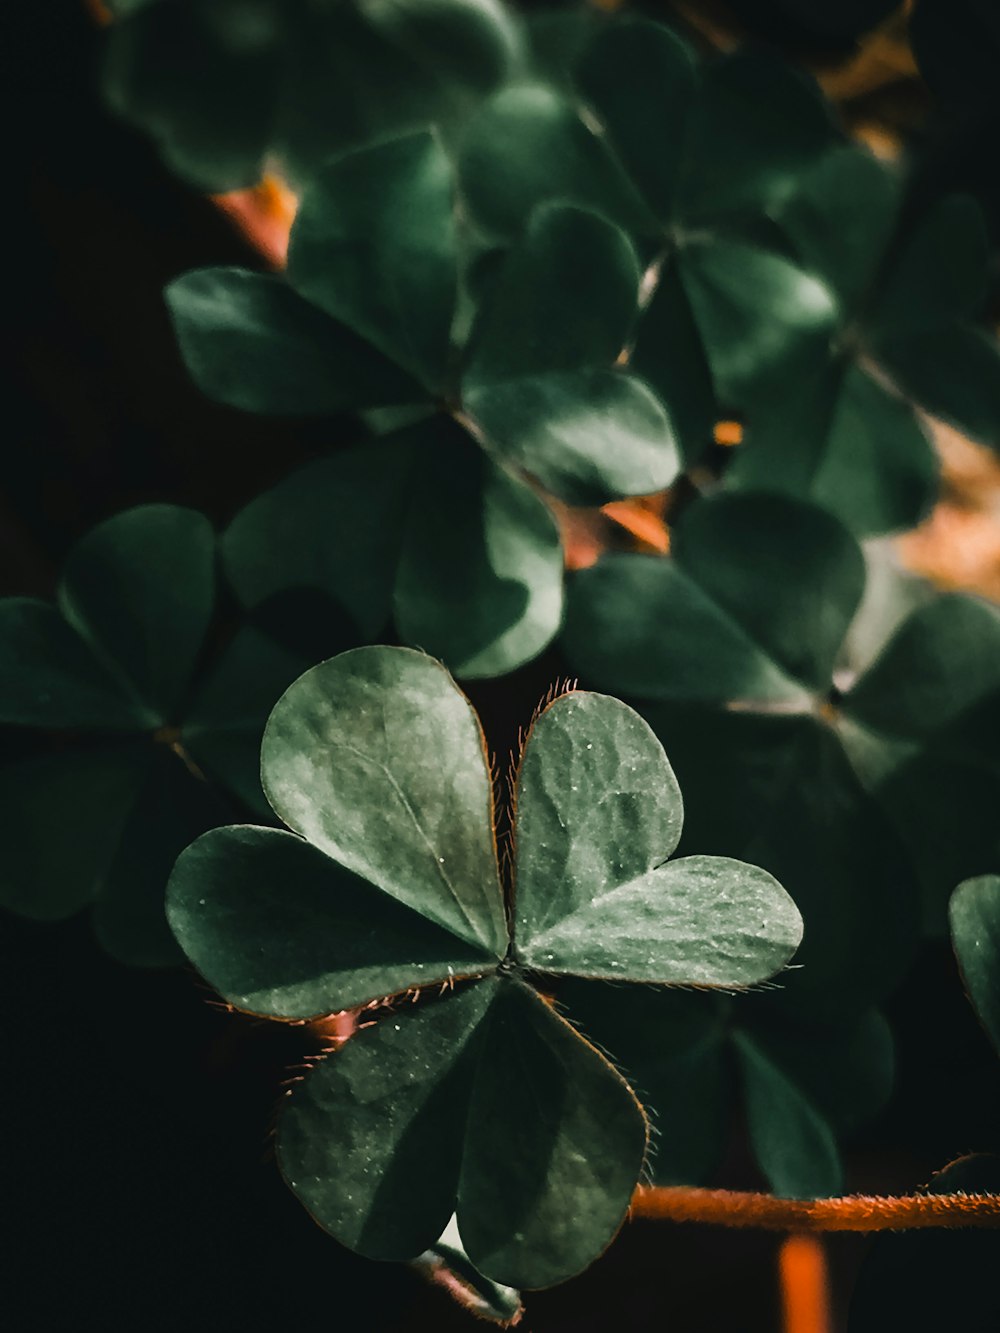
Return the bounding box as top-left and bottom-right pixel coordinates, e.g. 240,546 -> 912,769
950,875 -> 1000,1056
457,15 -> 839,462
103,0 -> 521,189
167,645 -> 802,1286
0,505 -> 305,963
168,132 -> 681,676
734,149 -> 1000,533
564,491 -> 1000,943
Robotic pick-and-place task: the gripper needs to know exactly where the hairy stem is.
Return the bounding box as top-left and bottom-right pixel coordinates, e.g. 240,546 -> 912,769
632,1186 -> 1000,1231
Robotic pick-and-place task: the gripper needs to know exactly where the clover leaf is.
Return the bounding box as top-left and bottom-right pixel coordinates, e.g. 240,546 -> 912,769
564,491 -> 1000,955
166,645 -> 802,1287
103,0 -> 521,190
168,130 -> 681,675
556,978 -> 894,1198
0,505 -> 306,964
950,875 -> 1000,1057
733,148 -> 1000,534
456,15 -> 839,462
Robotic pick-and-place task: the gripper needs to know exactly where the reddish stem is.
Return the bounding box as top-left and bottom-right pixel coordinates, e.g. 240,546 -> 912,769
632,1186 -> 1000,1231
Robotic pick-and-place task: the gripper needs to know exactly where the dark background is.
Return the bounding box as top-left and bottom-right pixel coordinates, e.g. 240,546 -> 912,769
4,4 -> 998,1329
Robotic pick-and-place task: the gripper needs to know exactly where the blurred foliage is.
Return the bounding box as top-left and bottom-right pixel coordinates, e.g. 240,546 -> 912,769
3,0 -> 998,1318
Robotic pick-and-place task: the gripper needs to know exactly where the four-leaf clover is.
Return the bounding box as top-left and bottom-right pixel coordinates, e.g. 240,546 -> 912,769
167,645 -> 802,1286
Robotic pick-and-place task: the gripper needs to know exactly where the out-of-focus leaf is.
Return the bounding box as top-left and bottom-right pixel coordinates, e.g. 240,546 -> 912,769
57,505 -> 215,723
395,429 -> 563,679
287,132 -> 457,390
735,1030 -> 843,1197
165,268 -> 421,414
950,875 -> 1000,1055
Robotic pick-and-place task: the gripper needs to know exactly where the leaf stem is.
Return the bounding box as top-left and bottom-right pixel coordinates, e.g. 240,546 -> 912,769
631,1186 -> 1000,1231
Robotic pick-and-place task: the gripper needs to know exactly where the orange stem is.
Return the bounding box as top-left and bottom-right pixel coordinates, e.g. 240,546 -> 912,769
779,1234 -> 831,1333
632,1186 -> 1000,1231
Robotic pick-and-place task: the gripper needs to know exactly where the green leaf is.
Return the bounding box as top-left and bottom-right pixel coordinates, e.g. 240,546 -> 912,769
278,975 -> 648,1288
730,360 -> 939,537
629,260 -> 717,465
513,691 -> 802,983
394,427 -> 563,678
57,505 -> 216,723
166,268 -> 421,414
167,826 -> 497,1018
465,369 -> 679,506
456,977 -> 646,1288
564,493 -> 864,705
564,557 -> 804,704
0,599 -> 149,730
844,595 -> 1000,740
554,979 -> 730,1186
775,146 -> 900,311
287,131 -> 457,390
182,625 -> 308,817
950,875 -> 1000,1055
870,195 -> 990,338
679,239 -> 837,407
575,18 -> 697,224
675,49 -> 834,221
223,430 -> 421,640
878,323 -> 1000,451
0,746 -> 153,921
457,84 -> 656,243
733,1030 -> 843,1197
260,647 -> 507,957
91,747 -> 227,967
464,204 -> 641,383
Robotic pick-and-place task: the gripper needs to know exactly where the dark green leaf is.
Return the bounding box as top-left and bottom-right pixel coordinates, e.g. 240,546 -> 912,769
183,625 -> 309,816
58,505 -> 215,723
91,747 -> 228,967
394,427 -> 563,678
0,746 -> 152,921
870,195 -> 990,337
575,19 -> 697,224
223,429 -> 421,640
513,691 -> 802,983
878,323 -> 1000,451
466,369 -> 679,506
287,131 -> 457,389
733,1030 -> 842,1197
679,239 -> 837,407
167,826 -> 496,1017
730,360 -> 938,537
457,977 -> 647,1288
564,557 -> 804,704
457,84 -> 656,243
775,146 -> 900,311
278,975 -> 497,1264
630,260 -> 717,465
844,595 -> 1000,740
260,648 -> 507,956
676,49 -> 834,221
464,204 -> 641,382
278,975 -> 648,1287
554,979 -> 731,1186
950,875 -> 1000,1055
412,1218 -> 523,1326
0,599 -> 149,730
166,268 -> 421,414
